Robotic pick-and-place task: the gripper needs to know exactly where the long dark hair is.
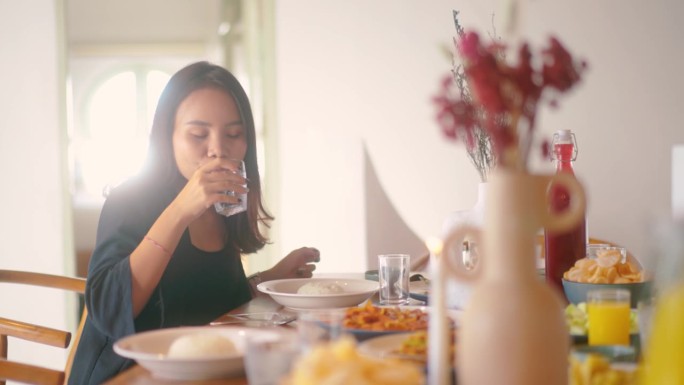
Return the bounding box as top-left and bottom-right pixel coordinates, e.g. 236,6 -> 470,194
143,61 -> 272,253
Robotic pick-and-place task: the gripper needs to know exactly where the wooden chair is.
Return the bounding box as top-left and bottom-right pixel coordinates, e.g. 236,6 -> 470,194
0,270 -> 87,385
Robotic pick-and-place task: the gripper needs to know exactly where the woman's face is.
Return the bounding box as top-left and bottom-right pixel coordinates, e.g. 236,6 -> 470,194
172,87 -> 247,180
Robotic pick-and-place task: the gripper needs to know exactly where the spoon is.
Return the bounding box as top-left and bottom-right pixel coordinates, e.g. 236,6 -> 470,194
210,312 -> 297,327
410,273 -> 431,285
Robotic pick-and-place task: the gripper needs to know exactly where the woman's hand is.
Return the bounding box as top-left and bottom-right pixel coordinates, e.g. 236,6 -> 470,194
263,247 -> 320,281
170,158 -> 248,223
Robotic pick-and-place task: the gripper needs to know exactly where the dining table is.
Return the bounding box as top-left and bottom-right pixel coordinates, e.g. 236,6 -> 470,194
102,272 -> 639,385
103,295 -> 291,385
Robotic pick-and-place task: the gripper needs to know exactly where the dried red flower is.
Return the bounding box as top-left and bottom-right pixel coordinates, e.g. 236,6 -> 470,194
542,37 -> 584,92
434,31 -> 586,171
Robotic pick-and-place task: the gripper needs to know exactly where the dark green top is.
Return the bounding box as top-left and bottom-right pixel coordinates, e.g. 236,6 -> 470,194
68,177 -> 252,385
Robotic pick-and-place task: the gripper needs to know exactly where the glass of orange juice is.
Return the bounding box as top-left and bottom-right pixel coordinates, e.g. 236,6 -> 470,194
587,289 -> 631,345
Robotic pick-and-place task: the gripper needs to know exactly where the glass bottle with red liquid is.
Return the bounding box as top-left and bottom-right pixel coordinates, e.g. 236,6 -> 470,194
544,129 -> 587,295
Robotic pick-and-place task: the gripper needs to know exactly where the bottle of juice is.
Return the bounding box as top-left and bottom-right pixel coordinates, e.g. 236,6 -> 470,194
544,129 -> 587,295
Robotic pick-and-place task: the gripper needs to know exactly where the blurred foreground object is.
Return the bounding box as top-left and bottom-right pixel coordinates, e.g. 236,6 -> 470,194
639,220 -> 684,385
569,354 -> 637,385
282,336 -> 424,385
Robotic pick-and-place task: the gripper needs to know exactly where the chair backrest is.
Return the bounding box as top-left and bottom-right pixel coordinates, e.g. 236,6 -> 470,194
0,270 -> 87,385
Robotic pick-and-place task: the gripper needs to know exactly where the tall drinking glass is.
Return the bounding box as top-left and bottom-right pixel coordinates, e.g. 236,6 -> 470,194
378,254 -> 410,305
214,159 -> 247,217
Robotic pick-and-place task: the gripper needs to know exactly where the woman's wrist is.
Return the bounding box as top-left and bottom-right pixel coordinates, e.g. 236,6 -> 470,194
247,269 -> 276,297
257,268 -> 276,282
247,271 -> 264,297
247,271 -> 263,285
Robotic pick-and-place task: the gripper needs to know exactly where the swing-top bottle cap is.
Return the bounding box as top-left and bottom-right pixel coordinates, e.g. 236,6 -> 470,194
555,129 -> 573,141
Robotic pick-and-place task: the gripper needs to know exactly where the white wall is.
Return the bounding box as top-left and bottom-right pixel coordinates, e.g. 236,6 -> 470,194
0,0 -> 74,371
273,0 -> 684,272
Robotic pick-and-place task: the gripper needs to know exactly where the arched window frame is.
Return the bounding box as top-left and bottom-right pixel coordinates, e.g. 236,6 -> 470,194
68,57 -> 197,205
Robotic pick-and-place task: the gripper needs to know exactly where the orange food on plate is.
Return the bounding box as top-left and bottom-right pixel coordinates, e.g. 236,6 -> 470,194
563,249 -> 644,284
343,301 -> 429,331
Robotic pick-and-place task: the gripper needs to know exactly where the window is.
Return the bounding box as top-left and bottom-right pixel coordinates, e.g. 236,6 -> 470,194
70,66 -> 171,200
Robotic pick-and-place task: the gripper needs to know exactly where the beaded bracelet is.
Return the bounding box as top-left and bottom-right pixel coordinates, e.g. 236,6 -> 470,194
248,271 -> 262,286
144,235 -> 171,255
247,271 -> 262,297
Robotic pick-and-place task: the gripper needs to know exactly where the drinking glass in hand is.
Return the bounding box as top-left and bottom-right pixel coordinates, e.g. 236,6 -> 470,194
214,159 -> 247,217
378,254 -> 410,305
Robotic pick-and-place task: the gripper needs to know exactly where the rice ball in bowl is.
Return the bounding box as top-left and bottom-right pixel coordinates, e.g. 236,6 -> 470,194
297,281 -> 344,295
257,278 -> 379,309
113,326 -> 263,380
167,333 -> 238,359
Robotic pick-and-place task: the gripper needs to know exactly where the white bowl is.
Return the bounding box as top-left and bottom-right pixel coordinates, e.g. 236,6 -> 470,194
113,326 -> 291,380
257,278 -> 379,310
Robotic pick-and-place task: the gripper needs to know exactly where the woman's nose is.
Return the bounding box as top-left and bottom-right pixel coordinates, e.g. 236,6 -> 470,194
207,138 -> 228,158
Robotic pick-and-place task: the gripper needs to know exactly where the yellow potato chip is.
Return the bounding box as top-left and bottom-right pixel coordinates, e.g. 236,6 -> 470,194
575,258 -> 596,270
566,269 -> 583,282
590,275 -> 608,284
585,263 -> 598,275
626,262 -> 640,274
621,273 -> 642,282
596,252 -> 620,268
616,262 -> 632,276
590,266 -> 604,281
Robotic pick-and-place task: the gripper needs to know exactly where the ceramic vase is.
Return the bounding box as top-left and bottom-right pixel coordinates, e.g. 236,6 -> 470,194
442,170 -> 586,385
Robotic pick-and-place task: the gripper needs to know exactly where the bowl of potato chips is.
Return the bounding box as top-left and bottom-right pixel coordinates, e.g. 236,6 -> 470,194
562,247 -> 653,307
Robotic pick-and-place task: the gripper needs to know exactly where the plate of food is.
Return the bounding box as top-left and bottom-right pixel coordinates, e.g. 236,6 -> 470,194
113,326 -> 293,380
256,278 -> 379,310
358,329 -> 457,365
341,301 -> 461,341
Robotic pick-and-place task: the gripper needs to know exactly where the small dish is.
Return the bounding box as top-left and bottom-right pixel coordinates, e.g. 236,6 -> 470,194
257,278 -> 378,310
113,326 -> 292,380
